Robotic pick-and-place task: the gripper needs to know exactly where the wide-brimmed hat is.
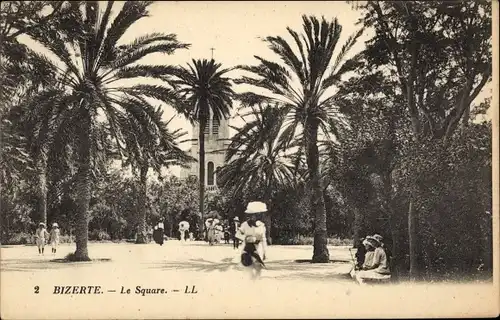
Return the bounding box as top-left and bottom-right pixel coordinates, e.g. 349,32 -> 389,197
372,234 -> 383,242
233,216 -> 240,221
39,222 -> 46,227
365,235 -> 380,246
52,223 -> 59,228
245,201 -> 267,214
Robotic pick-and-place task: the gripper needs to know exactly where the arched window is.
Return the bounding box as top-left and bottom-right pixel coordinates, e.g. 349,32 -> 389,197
207,162 -> 215,185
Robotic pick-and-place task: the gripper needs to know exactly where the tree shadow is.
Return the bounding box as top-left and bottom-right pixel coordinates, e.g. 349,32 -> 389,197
145,257 -> 237,273
270,271 -> 353,282
1,258 -> 111,272
145,257 -> 353,280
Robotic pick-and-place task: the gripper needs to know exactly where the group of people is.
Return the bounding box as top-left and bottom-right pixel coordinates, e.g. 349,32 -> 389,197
34,222 -> 60,255
350,233 -> 391,285
151,219 -> 194,246
205,216 -> 241,248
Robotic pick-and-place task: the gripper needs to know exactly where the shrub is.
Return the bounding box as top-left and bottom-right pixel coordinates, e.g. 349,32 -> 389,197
88,230 -> 111,241
273,235 -> 352,246
59,234 -> 74,243
3,232 -> 33,245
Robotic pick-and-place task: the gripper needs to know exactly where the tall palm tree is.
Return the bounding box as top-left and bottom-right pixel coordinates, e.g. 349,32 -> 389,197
218,104 -> 297,243
169,59 -> 234,234
20,1 -> 190,260
121,110 -> 195,244
0,2 -> 69,225
235,15 -> 363,262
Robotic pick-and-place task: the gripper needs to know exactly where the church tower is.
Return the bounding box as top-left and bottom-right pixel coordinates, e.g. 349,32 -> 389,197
180,109 -> 230,192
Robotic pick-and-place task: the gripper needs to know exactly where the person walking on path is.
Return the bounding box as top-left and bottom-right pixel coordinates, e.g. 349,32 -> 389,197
49,223 -> 60,254
178,221 -> 190,242
231,217 -> 241,249
236,201 -> 268,280
35,223 -> 50,255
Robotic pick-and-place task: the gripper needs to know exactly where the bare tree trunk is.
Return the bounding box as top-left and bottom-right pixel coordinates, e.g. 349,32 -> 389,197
74,115 -> 91,261
263,205 -> 272,245
136,165 -> 148,244
408,198 -> 418,279
306,119 -> 329,263
352,206 -> 362,248
199,116 -> 206,241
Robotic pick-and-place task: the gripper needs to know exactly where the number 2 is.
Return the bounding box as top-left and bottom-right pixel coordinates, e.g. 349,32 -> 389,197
34,286 -> 39,294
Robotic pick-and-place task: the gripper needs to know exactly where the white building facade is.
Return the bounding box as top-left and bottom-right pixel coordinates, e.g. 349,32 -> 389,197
180,110 -> 230,191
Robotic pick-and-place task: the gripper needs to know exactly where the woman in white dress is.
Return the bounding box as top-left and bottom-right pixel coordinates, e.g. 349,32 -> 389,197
50,223 -> 60,254
178,221 -> 190,242
235,201 -> 268,279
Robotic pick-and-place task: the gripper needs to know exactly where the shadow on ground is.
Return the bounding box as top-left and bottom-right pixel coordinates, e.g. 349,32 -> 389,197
144,257 -> 353,281
1,258 -> 112,272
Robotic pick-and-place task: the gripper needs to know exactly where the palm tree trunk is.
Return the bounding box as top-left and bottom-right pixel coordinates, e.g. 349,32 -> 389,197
136,165 -> 148,244
199,117 -> 206,240
36,159 -> 48,225
74,115 -> 91,261
306,119 -> 329,263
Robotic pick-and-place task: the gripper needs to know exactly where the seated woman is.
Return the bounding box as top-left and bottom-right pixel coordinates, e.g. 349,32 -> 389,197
353,236 -> 391,285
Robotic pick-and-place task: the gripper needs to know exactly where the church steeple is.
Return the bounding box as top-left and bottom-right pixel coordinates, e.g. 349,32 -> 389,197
180,109 -> 230,190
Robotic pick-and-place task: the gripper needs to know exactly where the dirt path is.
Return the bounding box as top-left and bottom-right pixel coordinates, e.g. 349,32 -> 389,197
1,241 -> 496,319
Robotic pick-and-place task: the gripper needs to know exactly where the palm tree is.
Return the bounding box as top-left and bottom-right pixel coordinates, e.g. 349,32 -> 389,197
121,110 -> 195,243
235,15 -> 363,262
218,104 -> 297,243
0,2 -> 69,225
20,1 -> 190,260
169,59 -> 234,235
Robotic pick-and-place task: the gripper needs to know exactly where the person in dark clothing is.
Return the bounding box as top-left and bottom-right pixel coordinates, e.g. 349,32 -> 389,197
153,220 -> 165,246
223,223 -> 231,244
355,237 -> 367,270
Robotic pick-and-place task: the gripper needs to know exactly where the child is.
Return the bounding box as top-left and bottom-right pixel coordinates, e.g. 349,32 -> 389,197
50,223 -> 60,254
236,201 -> 268,280
35,223 -> 50,255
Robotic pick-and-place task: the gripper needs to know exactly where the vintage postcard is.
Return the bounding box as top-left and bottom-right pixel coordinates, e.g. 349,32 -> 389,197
1,1 -> 498,319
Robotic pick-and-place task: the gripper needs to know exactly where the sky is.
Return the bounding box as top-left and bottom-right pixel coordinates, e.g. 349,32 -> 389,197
116,1 -> 372,176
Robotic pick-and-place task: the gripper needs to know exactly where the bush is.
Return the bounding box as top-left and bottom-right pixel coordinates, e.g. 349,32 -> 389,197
273,235 -> 352,246
3,232 -> 32,245
88,230 -> 111,241
59,234 -> 74,243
